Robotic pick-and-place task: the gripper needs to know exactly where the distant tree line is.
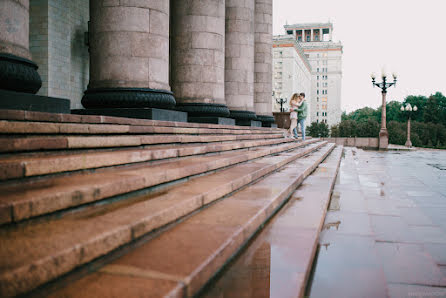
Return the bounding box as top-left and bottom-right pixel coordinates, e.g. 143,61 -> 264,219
308,92 -> 446,149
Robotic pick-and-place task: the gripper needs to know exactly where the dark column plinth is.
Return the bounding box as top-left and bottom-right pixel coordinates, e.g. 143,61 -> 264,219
256,115 -> 276,127
236,120 -> 262,127
72,107 -> 187,122
188,117 -> 235,126
176,103 -> 230,118
0,89 -> 70,114
0,53 -> 42,94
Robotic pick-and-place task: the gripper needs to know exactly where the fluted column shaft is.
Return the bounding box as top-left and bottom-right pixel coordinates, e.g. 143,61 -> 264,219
171,0 -> 229,117
82,0 -> 175,109
254,0 -> 273,120
225,0 -> 256,120
0,0 -> 41,93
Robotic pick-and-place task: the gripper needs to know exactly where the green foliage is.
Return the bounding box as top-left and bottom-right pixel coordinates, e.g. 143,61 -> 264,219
307,122 -> 330,137
335,92 -> 446,149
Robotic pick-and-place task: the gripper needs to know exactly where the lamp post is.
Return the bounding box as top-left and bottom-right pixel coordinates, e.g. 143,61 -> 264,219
371,70 -> 397,149
400,103 -> 417,147
276,97 -> 287,112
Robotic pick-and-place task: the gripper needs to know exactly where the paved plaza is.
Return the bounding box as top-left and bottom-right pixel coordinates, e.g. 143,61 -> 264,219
310,148 -> 446,298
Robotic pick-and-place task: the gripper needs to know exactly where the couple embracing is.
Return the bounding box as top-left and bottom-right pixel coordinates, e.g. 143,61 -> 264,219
284,92 -> 307,140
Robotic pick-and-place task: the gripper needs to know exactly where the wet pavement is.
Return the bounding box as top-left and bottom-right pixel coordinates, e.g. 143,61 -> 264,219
309,148 -> 446,298
199,147 -> 446,298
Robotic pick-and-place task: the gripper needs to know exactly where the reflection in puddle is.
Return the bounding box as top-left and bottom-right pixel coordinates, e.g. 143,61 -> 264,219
320,243 -> 330,250
323,221 -> 341,230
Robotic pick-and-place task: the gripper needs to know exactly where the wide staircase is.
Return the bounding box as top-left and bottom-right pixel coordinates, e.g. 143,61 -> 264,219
0,109 -> 341,297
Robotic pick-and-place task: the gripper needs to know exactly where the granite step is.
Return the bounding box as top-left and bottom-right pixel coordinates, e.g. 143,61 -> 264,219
0,133 -> 287,153
0,120 -> 283,135
0,109 -> 282,132
0,141 -> 329,297
200,146 -> 344,298
0,139 -> 320,225
40,143 -> 336,298
0,137 -> 294,180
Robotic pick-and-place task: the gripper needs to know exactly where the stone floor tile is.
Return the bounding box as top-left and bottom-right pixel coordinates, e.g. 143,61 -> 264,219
387,283 -> 446,298
423,243 -> 446,265
399,207 -> 435,226
376,242 -> 446,286
370,215 -> 418,243
322,211 -> 373,236
366,199 -> 401,216
409,225 -> 446,244
309,234 -> 387,298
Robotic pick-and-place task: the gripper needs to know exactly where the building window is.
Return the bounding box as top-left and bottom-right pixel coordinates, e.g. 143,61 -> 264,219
317,75 -> 319,80
287,30 -> 293,35
316,112 -> 319,116
297,36 -> 302,41
306,35 -> 310,42
317,90 -> 319,95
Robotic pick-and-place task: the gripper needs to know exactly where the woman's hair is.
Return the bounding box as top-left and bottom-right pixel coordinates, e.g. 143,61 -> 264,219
290,93 -> 299,103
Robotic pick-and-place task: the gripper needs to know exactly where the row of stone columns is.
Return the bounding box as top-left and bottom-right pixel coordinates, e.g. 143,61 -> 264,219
0,0 -> 274,124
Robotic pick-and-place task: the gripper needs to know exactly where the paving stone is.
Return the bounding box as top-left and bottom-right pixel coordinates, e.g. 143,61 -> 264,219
387,283 -> 446,298
376,242 -> 446,286
311,234 -> 387,298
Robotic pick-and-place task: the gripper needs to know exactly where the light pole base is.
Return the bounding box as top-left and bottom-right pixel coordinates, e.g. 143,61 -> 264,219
379,129 -> 389,150
405,140 -> 412,147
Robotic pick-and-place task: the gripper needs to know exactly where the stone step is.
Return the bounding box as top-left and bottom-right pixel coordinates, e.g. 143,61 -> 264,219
0,119 -> 283,135
0,137 -> 295,180
0,133 -> 287,153
0,109 -> 282,132
0,139 -> 320,225
40,143 -> 336,298
0,141 -> 329,297
200,146 -> 344,298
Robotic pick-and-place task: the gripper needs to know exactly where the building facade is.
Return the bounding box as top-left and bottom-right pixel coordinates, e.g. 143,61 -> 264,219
272,35 -> 312,124
283,22 -> 343,127
0,0 -> 275,126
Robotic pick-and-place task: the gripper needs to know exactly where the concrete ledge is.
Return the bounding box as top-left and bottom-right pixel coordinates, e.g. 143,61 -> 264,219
188,117 -> 235,126
323,137 -> 379,149
0,89 -> 70,114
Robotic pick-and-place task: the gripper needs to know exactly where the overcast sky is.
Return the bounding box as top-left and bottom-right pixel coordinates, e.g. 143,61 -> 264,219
273,0 -> 446,112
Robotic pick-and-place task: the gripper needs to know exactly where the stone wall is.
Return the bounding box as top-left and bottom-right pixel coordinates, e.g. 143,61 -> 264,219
29,0 -> 89,109
323,137 -> 379,149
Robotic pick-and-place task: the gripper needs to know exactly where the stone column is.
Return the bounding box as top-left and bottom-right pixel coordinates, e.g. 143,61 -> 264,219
82,0 -> 175,110
254,0 -> 274,126
225,0 -> 257,123
320,28 -> 323,41
0,0 -> 42,93
171,0 -> 230,120
310,29 -> 313,42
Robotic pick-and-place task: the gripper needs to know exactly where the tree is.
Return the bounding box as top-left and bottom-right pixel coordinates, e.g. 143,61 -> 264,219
423,95 -> 440,124
307,122 -> 329,137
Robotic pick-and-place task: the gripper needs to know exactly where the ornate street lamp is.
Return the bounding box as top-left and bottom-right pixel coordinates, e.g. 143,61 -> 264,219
400,103 -> 418,147
371,70 -> 397,149
276,97 -> 287,112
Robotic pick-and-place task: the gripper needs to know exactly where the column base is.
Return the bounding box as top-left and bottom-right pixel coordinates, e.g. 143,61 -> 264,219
188,116 -> 235,125
175,103 -> 230,118
405,140 -> 412,147
72,108 -> 187,122
81,88 -> 176,110
379,129 -> 389,150
236,120 -> 262,127
256,115 -> 276,127
0,53 -> 42,94
0,89 -> 70,113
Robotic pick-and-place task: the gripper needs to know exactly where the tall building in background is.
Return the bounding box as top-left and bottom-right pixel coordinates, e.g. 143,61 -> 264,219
272,36 -> 312,124
282,22 -> 343,126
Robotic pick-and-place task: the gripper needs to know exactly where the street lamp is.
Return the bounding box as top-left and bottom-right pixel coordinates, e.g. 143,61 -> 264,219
400,103 -> 418,147
276,97 -> 287,112
371,70 -> 397,149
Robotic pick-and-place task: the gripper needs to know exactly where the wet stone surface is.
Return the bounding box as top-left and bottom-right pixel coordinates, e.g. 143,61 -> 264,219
309,148 -> 446,298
